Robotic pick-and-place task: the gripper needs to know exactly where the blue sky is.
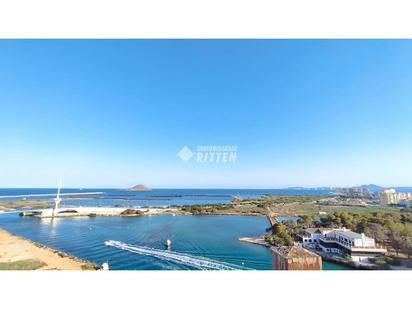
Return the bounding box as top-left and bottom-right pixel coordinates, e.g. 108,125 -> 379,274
0,40 -> 411,188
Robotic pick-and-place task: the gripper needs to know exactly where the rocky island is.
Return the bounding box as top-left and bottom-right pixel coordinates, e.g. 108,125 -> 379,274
128,184 -> 150,191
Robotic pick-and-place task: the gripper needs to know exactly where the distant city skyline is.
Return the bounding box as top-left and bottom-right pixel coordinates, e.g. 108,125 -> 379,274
1,185 -> 411,190
1,40 -> 412,188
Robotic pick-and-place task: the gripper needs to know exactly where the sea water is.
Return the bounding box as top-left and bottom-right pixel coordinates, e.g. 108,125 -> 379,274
0,188 -> 332,207
0,213 -> 272,270
0,212 -> 350,270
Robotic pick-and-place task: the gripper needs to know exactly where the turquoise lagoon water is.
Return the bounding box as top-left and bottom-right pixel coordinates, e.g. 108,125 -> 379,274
0,213 -> 350,270
0,213 -> 271,270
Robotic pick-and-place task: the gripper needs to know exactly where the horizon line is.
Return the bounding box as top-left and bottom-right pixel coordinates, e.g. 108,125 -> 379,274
0,185 -> 411,190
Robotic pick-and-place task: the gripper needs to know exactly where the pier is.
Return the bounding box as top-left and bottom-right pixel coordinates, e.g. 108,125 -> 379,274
20,207 -> 133,218
265,207 -> 277,226
238,236 -> 269,247
19,206 -> 174,218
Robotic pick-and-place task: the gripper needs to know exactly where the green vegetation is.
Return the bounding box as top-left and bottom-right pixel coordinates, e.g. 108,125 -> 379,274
265,210 -> 412,258
318,210 -> 412,257
120,209 -> 144,216
81,263 -> 98,270
234,195 -> 327,210
264,195 -> 327,204
0,259 -> 46,270
0,199 -> 49,210
265,222 -> 294,246
267,203 -> 400,217
233,194 -> 400,217
169,203 -> 266,215
180,204 -> 236,215
368,256 -> 403,267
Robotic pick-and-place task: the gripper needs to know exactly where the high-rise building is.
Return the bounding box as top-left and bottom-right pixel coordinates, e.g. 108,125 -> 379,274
379,189 -> 412,205
379,189 -> 398,205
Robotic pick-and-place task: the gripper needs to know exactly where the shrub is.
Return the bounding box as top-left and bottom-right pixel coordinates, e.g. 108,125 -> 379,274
374,257 -> 387,265
0,259 -> 46,270
120,209 -> 144,216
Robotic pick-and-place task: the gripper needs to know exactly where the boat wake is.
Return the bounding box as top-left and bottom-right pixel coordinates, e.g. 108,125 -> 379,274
105,240 -> 248,270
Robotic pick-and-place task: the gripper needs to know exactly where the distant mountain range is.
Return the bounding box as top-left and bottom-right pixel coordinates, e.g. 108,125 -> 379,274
286,184 -> 412,193
357,184 -> 383,192
349,184 -> 412,192
286,187 -> 334,191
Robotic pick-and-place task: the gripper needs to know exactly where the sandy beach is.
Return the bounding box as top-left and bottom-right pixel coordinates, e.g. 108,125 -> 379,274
0,228 -> 96,270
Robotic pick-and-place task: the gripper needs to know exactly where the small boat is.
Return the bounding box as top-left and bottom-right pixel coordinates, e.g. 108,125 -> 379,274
100,262 -> 109,271
165,239 -> 171,249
